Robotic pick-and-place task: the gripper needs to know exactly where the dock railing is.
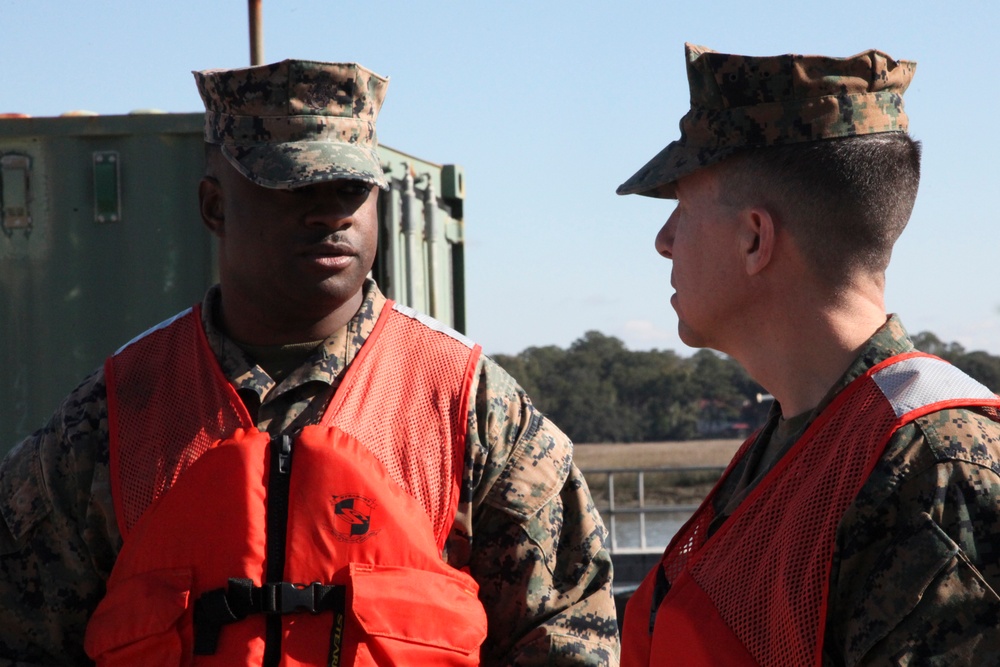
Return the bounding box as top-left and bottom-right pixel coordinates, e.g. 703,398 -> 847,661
581,465 -> 726,554
582,464 -> 727,615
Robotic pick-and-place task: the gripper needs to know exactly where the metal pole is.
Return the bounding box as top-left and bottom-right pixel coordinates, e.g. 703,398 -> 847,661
423,180 -> 440,319
608,473 -> 617,552
401,165 -> 422,308
248,0 -> 264,66
638,471 -> 647,551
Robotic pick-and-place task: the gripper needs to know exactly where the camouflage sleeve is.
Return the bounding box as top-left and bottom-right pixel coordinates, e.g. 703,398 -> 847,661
460,355 -> 619,666
823,410 -> 1000,666
0,368 -> 119,665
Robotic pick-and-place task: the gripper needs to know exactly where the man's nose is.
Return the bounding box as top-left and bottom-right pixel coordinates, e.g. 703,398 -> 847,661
655,207 -> 678,259
303,186 -> 356,228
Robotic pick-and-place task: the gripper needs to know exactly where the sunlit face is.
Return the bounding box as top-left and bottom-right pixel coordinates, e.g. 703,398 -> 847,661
654,165 -> 747,351
206,164 -> 379,335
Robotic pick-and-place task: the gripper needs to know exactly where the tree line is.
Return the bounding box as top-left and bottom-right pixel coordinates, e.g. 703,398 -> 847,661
492,330 -> 1000,444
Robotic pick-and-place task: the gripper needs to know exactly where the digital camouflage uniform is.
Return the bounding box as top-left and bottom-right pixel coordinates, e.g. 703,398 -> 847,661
617,44 -> 999,665
0,280 -> 619,665
710,316 -> 1000,665
0,59 -> 619,665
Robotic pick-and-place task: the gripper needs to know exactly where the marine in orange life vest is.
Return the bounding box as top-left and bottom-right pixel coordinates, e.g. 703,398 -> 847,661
84,60 -> 491,666
0,59 -> 619,665
615,43 -> 1000,665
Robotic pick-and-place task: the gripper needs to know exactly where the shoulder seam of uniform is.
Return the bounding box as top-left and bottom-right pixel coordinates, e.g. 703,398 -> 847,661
911,408 -> 1000,468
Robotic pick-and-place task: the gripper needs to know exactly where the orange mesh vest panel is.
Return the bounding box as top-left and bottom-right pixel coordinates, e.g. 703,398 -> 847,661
85,301 -> 487,666
621,353 -> 1000,667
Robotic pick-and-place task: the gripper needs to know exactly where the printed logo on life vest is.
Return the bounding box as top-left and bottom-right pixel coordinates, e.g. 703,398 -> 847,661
331,495 -> 380,543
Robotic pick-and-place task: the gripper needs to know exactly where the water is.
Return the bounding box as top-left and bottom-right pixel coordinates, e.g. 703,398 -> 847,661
608,512 -> 692,551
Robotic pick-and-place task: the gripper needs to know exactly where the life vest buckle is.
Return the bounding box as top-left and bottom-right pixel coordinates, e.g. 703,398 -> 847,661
259,581 -> 329,615
193,578 -> 345,655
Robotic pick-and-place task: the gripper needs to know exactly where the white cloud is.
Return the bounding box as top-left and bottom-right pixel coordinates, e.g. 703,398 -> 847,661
617,319 -> 684,351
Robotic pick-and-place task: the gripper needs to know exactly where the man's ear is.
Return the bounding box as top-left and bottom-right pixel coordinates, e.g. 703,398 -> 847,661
199,176 -> 224,236
741,206 -> 774,276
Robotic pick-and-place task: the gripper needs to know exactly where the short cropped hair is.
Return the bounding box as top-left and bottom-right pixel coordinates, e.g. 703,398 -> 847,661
204,142 -> 223,173
715,133 -> 922,285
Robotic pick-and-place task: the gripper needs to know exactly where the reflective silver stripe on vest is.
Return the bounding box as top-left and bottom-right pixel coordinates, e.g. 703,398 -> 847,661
872,356 -> 996,418
392,302 -> 475,350
114,307 -> 194,356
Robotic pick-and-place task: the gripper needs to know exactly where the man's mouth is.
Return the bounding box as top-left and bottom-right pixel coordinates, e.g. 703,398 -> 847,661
307,241 -> 355,257
300,240 -> 357,270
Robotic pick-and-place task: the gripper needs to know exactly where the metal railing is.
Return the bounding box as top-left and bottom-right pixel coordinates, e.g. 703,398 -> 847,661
581,466 -> 725,554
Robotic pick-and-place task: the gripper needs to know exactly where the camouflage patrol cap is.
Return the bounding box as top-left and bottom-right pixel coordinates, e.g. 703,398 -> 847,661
193,59 -> 389,189
618,43 -> 916,198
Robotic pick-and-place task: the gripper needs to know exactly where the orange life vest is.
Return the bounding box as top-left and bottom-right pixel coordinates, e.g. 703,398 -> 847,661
621,352 -> 1000,667
84,301 -> 488,666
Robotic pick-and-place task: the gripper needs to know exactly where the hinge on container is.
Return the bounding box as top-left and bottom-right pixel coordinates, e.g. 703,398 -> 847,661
93,151 -> 121,223
441,164 -> 464,220
1,153 -> 32,236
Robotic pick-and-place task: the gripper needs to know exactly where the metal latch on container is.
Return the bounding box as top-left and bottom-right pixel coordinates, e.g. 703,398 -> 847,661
93,151 -> 121,223
1,154 -> 32,235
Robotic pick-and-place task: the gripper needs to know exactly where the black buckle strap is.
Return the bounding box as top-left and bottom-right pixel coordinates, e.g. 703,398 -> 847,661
194,580 -> 249,656
194,578 -> 345,655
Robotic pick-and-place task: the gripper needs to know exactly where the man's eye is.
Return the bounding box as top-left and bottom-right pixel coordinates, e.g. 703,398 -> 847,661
341,183 -> 372,197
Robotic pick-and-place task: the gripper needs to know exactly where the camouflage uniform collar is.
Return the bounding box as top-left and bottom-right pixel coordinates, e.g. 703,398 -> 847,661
275,279 -> 385,396
201,285 -> 268,395
826,313 -> 913,400
200,279 -> 387,402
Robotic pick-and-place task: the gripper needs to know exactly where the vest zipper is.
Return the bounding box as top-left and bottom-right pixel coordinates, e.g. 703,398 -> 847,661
263,434 -> 293,667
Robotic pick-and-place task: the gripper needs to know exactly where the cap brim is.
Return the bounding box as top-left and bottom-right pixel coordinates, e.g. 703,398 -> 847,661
616,139 -> 738,199
222,141 -> 388,190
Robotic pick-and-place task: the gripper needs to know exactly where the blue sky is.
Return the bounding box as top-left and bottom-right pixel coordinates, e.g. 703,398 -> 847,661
3,1 -> 998,357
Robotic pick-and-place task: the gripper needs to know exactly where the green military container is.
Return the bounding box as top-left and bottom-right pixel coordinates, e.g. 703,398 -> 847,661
0,111 -> 467,453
